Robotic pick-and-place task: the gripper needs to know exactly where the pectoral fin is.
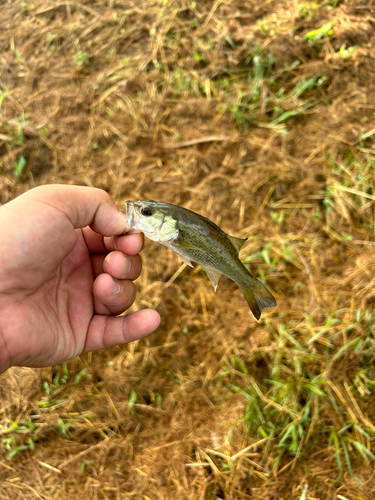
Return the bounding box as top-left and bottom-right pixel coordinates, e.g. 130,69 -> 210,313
204,268 -> 222,292
179,239 -> 200,250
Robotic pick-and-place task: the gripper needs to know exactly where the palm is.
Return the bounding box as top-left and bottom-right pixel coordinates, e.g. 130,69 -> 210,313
18,230 -> 96,367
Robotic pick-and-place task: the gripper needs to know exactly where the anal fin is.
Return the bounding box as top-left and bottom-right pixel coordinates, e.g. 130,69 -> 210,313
204,268 -> 222,292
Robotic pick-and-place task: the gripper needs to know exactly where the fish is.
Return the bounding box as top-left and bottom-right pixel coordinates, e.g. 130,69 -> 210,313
124,200 -> 276,320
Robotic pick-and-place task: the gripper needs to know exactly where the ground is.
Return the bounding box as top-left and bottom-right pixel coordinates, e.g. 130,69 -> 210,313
1,0 -> 375,498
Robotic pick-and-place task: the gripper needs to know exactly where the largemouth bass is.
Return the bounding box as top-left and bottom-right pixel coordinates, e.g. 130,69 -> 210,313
124,201 -> 276,320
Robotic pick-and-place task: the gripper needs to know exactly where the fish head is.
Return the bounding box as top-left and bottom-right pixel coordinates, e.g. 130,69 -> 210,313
124,201 -> 178,242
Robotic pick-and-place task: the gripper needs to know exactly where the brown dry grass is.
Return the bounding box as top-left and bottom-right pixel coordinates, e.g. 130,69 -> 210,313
1,0 -> 375,498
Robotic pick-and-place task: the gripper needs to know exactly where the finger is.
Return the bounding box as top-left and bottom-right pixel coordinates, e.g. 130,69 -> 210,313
91,254 -> 106,278
91,253 -> 142,280
82,226 -> 107,253
104,233 -> 144,255
83,309 -> 161,353
103,252 -> 142,280
93,273 -> 136,315
83,230 -> 144,255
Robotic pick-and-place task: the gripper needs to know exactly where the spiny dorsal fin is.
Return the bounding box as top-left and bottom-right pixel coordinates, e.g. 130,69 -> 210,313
228,235 -> 247,253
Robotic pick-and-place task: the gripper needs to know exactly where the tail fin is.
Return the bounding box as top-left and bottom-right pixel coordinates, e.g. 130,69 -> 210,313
240,278 -> 276,320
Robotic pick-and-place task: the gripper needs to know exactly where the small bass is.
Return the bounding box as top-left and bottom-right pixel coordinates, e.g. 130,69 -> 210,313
124,201 -> 276,320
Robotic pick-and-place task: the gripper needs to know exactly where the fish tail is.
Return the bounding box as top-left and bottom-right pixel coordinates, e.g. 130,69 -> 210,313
239,277 -> 276,320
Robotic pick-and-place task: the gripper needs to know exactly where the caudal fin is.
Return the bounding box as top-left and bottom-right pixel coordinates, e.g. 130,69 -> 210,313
240,278 -> 276,320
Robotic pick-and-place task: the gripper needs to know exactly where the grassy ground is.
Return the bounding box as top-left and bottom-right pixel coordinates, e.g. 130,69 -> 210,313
1,0 -> 375,498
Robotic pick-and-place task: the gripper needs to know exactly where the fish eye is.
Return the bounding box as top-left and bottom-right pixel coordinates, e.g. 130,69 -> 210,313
141,207 -> 153,217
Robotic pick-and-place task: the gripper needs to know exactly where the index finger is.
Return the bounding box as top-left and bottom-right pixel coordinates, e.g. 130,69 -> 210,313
105,233 -> 144,255
82,228 -> 144,255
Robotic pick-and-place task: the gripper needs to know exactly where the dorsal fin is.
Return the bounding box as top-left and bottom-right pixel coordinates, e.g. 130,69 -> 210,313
228,235 -> 247,253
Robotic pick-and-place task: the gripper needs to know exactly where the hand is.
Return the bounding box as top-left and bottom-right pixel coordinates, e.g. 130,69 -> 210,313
0,185 -> 160,372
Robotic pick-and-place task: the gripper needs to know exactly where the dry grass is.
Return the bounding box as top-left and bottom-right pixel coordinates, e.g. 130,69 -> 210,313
1,0 -> 375,498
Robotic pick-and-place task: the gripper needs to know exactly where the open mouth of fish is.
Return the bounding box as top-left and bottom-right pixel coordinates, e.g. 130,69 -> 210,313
125,201 -> 134,228
124,201 -> 142,234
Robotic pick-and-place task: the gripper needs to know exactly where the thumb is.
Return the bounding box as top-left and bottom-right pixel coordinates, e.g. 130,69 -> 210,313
24,184 -> 128,236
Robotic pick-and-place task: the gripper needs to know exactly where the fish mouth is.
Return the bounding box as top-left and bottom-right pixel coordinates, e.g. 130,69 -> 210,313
124,201 -> 143,235
125,201 -> 134,227
125,201 -> 134,228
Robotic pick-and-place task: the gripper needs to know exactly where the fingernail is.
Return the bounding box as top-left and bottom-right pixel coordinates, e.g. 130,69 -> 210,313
121,258 -> 132,278
113,279 -> 121,295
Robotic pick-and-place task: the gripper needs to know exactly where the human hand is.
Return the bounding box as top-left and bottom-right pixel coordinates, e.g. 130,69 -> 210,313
0,185 -> 160,373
